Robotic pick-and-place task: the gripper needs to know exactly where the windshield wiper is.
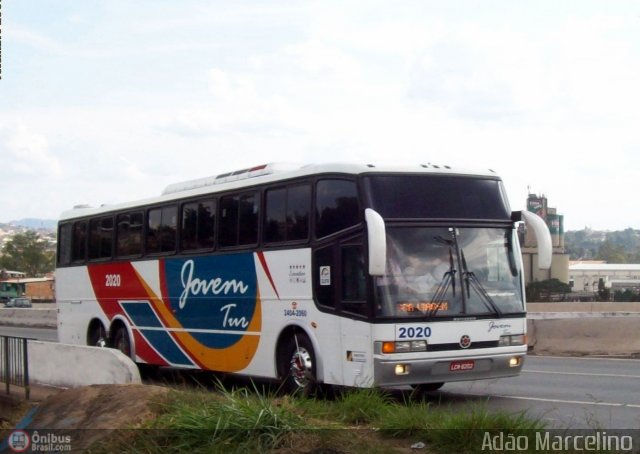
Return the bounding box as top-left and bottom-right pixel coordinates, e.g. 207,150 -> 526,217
428,235 -> 457,318
460,250 -> 502,317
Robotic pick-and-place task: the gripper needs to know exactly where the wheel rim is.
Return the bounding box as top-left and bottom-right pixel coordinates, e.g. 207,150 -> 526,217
290,347 -> 313,388
96,328 -> 107,347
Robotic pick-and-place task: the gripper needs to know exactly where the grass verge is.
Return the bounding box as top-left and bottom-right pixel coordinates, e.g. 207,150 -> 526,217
95,385 -> 547,454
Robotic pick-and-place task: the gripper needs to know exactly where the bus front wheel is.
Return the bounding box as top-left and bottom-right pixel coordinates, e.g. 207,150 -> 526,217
280,334 -> 317,395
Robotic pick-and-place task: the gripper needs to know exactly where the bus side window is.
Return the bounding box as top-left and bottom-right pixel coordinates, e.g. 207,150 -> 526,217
288,184 -> 310,241
116,212 -> 143,257
265,184 -> 310,243
181,199 -> 215,251
58,223 -> 73,266
220,195 -> 239,247
220,192 -> 259,247
147,206 -> 177,254
265,188 -> 286,243
315,179 -> 359,238
89,217 -> 114,260
341,245 -> 368,316
71,221 -> 87,262
238,193 -> 259,245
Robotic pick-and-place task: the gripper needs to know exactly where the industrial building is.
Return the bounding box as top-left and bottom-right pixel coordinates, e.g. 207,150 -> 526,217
519,193 -> 570,285
519,194 -> 640,301
568,262 -> 640,293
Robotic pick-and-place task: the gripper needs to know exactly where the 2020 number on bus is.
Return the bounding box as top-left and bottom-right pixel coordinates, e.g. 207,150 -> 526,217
105,274 -> 121,287
397,325 -> 432,339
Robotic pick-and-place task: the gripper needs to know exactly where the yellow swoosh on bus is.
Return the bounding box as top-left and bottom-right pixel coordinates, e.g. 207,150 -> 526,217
133,267 -> 262,372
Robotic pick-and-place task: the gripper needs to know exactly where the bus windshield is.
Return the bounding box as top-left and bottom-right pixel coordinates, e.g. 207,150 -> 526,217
374,227 -> 523,318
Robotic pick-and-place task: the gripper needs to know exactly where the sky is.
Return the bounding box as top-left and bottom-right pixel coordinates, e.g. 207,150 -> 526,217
1,1 -> 639,231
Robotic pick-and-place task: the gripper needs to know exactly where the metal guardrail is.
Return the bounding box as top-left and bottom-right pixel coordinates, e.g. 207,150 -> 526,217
0,335 -> 30,400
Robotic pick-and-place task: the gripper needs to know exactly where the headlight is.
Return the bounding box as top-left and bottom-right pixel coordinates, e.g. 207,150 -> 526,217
379,340 -> 428,354
509,357 -> 522,367
499,334 -> 527,346
410,340 -> 427,351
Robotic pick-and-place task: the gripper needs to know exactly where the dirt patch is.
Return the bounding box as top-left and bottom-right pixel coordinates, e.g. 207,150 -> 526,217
0,398 -> 30,431
3,384 -> 170,451
29,384 -> 168,429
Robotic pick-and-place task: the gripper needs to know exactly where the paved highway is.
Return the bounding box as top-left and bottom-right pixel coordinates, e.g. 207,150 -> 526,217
0,325 -> 58,342
2,324 -> 638,428
440,355 -> 640,429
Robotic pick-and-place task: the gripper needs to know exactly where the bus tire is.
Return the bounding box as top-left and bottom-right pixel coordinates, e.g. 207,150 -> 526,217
112,325 -> 132,359
411,382 -> 445,393
279,333 -> 317,395
87,321 -> 107,347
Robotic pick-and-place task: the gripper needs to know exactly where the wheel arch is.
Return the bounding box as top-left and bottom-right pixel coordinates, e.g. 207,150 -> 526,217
86,318 -> 108,346
275,324 -> 324,383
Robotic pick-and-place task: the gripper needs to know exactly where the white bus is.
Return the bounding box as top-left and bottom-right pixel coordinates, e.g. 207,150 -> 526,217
56,163 -> 551,392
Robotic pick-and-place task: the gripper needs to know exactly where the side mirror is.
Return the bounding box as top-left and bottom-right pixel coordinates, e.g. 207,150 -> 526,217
365,208 -> 387,276
519,210 -> 552,269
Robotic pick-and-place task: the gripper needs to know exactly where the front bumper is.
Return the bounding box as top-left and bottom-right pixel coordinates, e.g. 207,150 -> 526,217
373,351 -> 526,387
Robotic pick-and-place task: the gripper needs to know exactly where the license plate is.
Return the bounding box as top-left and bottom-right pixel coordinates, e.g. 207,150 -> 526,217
449,360 -> 475,371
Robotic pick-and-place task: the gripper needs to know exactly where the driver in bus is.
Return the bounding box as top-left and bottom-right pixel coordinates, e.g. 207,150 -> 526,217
402,255 -> 449,297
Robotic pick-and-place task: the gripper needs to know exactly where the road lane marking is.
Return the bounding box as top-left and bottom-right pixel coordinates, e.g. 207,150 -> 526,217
524,369 -> 640,379
457,390 -> 640,409
488,394 -> 640,409
528,355 -> 640,362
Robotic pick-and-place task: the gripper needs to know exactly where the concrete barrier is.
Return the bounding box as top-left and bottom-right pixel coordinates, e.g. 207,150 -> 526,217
0,308 -> 57,328
28,341 -> 141,388
527,317 -> 640,356
528,302 -> 640,313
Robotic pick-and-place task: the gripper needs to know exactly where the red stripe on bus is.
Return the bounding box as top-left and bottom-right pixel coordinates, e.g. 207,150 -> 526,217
256,251 -> 280,299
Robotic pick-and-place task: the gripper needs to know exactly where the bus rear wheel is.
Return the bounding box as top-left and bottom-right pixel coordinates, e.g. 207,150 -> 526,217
112,326 -> 132,359
280,334 -> 317,395
87,322 -> 107,347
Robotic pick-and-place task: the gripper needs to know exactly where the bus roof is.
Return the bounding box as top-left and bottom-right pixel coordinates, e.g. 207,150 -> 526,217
58,162 -> 500,221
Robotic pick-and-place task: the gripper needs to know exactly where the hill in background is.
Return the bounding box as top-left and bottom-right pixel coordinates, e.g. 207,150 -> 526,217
5,218 -> 57,230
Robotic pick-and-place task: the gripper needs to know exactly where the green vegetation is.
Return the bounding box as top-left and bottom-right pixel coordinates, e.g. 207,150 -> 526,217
525,278 -> 572,302
97,385 -> 546,454
0,231 -> 55,276
565,228 -> 640,262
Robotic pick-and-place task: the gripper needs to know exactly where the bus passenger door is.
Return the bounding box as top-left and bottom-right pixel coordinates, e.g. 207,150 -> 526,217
339,244 -> 374,387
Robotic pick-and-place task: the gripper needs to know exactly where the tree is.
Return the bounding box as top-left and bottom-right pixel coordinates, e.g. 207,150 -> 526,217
526,278 -> 572,302
596,241 -> 627,263
0,231 -> 55,277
